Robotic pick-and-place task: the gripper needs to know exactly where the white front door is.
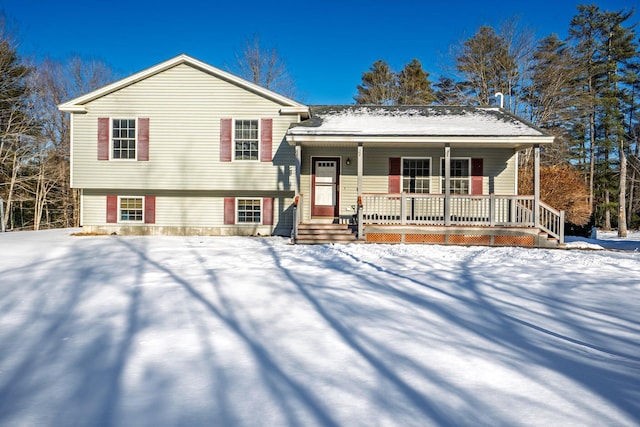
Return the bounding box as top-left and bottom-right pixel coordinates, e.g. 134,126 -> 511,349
312,158 -> 339,217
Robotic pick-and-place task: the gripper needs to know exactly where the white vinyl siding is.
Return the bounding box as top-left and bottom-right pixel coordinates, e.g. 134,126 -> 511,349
71,64 -> 298,191
81,190 -> 292,234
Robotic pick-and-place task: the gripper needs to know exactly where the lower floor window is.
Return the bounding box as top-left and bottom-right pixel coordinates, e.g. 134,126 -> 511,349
120,197 -> 143,221
237,199 -> 261,223
441,158 -> 470,194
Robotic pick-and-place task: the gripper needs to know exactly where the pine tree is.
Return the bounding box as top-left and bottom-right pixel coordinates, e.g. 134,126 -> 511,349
455,26 -> 518,107
354,60 -> 398,105
397,59 -> 435,105
434,76 -> 462,105
598,9 -> 637,235
569,4 -> 606,219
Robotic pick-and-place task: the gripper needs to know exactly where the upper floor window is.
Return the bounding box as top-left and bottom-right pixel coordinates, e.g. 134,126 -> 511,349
441,158 -> 470,194
112,119 -> 136,159
403,158 -> 431,193
234,120 -> 259,160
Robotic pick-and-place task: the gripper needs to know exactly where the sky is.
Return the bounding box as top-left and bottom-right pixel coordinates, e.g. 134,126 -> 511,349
0,0 -> 637,104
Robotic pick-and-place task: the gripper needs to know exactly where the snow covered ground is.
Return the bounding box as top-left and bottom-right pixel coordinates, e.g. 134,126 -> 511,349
1,229 -> 639,427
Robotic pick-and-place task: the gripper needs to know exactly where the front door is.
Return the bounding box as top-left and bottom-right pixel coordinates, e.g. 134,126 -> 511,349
312,158 -> 339,217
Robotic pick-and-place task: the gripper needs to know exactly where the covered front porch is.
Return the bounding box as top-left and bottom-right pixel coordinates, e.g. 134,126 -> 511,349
286,106 -> 564,247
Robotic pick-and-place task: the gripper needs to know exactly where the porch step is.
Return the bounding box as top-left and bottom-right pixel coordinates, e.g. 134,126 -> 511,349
295,223 -> 358,244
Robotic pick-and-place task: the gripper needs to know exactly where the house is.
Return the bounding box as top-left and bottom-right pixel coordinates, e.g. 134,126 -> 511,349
59,55 -> 564,247
59,54 -> 308,237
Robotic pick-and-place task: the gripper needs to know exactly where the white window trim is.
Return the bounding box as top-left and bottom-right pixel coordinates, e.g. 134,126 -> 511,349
118,196 -> 144,223
401,157 -> 432,194
236,197 -> 263,224
440,157 -> 471,194
110,117 -> 139,161
232,119 -> 261,162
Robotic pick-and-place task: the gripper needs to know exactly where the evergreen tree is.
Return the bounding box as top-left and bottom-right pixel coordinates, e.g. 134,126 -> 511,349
524,34 -> 582,166
354,60 -> 398,105
568,4 -> 606,217
434,76 -> 462,105
455,26 -> 518,107
397,59 -> 435,105
569,5 -> 638,232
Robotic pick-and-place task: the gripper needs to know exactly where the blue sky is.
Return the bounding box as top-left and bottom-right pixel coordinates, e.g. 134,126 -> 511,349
1,0 -> 636,104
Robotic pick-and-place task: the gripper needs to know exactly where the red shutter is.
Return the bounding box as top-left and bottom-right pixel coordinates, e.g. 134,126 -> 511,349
471,158 -> 483,195
138,118 -> 149,161
106,195 -> 118,223
388,157 -> 401,193
144,196 -> 155,224
224,197 -> 235,224
98,118 -> 109,160
220,118 -> 232,162
263,197 -> 273,225
260,118 -> 273,162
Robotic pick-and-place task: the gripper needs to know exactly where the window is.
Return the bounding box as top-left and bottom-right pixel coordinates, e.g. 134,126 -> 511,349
120,197 -> 143,222
112,119 -> 136,159
237,199 -> 261,223
402,158 -> 431,193
441,158 -> 470,194
234,120 -> 259,160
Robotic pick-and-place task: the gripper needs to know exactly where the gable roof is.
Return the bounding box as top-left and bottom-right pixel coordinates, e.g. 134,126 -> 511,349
287,105 -> 554,148
59,54 -> 308,113
290,105 -> 549,137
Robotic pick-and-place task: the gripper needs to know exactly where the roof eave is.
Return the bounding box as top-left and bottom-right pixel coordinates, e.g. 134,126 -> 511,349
286,133 -> 555,148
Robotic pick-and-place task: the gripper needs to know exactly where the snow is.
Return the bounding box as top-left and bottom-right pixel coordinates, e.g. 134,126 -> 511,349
1,229 -> 639,427
288,107 -> 545,136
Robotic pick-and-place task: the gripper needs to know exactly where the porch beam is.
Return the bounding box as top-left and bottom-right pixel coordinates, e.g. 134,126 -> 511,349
444,144 -> 451,226
534,144 -> 540,228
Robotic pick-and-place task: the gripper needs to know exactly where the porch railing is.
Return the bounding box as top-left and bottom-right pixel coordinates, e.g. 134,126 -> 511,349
361,193 -> 564,243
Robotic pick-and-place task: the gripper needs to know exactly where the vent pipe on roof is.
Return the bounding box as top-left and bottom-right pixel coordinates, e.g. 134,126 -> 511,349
495,92 -> 504,109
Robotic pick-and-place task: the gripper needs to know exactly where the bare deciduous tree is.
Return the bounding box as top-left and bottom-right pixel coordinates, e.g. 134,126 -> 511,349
233,35 -> 297,99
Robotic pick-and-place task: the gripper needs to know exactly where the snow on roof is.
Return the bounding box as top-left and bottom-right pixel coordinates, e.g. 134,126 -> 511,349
288,105 -> 547,137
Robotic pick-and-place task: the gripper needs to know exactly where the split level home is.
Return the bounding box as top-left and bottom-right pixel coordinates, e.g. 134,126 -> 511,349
59,54 -> 565,247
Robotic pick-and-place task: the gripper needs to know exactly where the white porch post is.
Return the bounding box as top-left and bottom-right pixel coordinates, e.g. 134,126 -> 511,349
534,144 -> 540,228
293,143 -> 302,238
357,143 -> 364,239
444,144 -> 451,226
295,143 -> 301,196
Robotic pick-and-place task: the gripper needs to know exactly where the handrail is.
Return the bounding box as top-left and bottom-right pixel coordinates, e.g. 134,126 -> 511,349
360,193 -> 563,241
539,200 -> 565,243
